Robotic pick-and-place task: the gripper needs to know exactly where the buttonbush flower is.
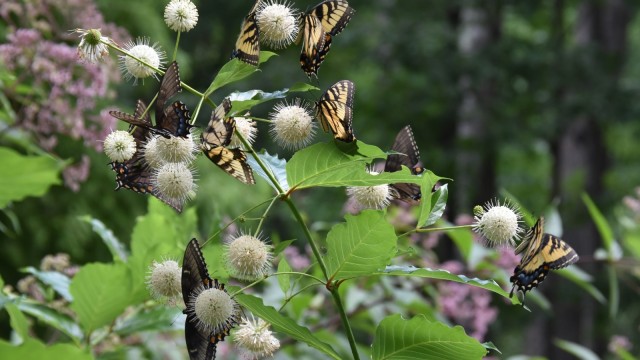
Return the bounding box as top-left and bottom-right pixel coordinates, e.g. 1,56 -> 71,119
155,135 -> 198,164
269,99 -> 315,150
229,114 -> 258,149
147,259 -> 182,299
346,169 -> 393,210
119,37 -> 165,83
256,0 -> 299,49
75,28 -> 110,63
235,316 -> 280,359
472,199 -> 523,247
164,0 -> 199,32
154,162 -> 197,202
189,287 -> 239,333
225,234 -> 273,281
104,130 -> 136,162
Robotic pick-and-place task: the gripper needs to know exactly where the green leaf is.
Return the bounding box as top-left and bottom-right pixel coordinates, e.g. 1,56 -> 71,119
0,147 -> 61,208
114,307 -> 183,336
17,301 -> 84,342
554,339 -> 599,360
371,315 -> 487,360
287,141 -> 427,191
206,59 -> 259,95
581,193 -> 616,256
416,173 -> 446,228
235,293 -> 341,359
79,216 -> 128,262
273,239 -> 295,255
377,265 -> 515,301
229,89 -> 288,114
0,338 -> 92,360
247,150 -> 289,191
277,258 -> 292,295
325,210 -> 397,281
22,267 -> 72,301
556,266 -> 606,304
69,262 -> 132,333
421,183 -> 448,227
288,82 -> 320,93
5,302 -> 28,342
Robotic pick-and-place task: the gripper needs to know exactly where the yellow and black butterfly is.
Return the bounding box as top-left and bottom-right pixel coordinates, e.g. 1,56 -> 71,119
509,217 -> 579,300
110,61 -> 193,138
231,0 -> 262,66
201,99 -> 256,184
384,125 -> 425,204
299,0 -> 355,77
109,100 -> 183,212
315,80 -> 356,142
182,239 -> 238,360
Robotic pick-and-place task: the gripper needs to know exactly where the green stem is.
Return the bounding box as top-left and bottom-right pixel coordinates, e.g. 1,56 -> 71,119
204,197 -> 276,246
235,128 -> 285,195
330,289 -> 361,360
172,32 -> 181,61
283,198 -> 328,280
278,282 -> 323,312
254,196 -> 279,237
247,116 -> 272,123
229,271 -> 324,298
416,224 -> 473,232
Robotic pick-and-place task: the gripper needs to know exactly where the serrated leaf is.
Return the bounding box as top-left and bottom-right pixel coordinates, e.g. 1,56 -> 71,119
0,338 -> 92,360
79,216 -> 128,262
286,141 -> 426,191
421,183 -> 448,227
247,150 -> 289,192
0,147 -> 61,208
377,265 -> 515,301
326,210 -> 397,281
5,302 -> 28,342
22,267 -> 72,301
229,89 -> 288,114
372,315 -> 486,360
17,301 -> 84,342
288,82 -> 320,92
205,52 -> 276,95
277,258 -> 292,294
69,263 -> 132,333
114,307 -> 183,336
235,293 -> 341,359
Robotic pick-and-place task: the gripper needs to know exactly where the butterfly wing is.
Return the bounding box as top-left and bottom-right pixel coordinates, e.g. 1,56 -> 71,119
159,101 -> 194,138
204,146 -> 255,185
155,61 -> 182,132
201,99 -> 233,148
312,0 -> 355,36
384,125 -> 424,203
315,80 -> 355,142
300,14 -> 332,78
509,217 -> 579,298
232,0 -> 261,66
109,99 -> 155,133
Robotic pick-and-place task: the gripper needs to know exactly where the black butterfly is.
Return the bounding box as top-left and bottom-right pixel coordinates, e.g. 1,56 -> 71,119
182,239 -> 239,360
109,100 -> 183,212
110,61 -> 193,138
299,0 -> 355,77
201,99 -> 256,185
384,125 -> 425,204
231,0 -> 262,66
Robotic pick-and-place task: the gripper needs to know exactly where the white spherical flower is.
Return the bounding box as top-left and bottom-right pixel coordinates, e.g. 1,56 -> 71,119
143,135 -> 163,169
229,114 -> 257,149
472,199 -> 523,247
225,234 -> 272,281
164,0 -> 199,32
119,37 -> 165,83
156,135 -> 198,164
346,170 -> 393,210
189,287 -> 239,333
154,162 -> 197,201
104,130 -> 136,162
256,0 -> 299,49
269,99 -> 315,150
75,28 -> 110,63
234,316 -> 280,359
146,259 -> 181,299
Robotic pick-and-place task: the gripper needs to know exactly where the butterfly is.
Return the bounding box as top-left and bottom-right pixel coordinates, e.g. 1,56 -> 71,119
182,239 -> 238,360
110,61 -> 193,138
201,99 -> 256,184
315,80 -> 356,142
231,0 -> 262,66
384,125 -> 425,204
299,0 -> 355,77
509,217 -> 579,301
109,100 -> 183,212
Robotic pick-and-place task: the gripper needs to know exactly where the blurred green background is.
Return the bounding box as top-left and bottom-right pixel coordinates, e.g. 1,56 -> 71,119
2,0 -> 640,359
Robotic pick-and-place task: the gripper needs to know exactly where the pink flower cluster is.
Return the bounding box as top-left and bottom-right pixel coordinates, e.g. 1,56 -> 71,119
0,0 -> 128,191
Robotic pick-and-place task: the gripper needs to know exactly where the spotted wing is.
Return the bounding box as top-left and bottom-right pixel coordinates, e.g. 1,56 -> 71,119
385,125 -> 424,203
312,0 -> 355,36
231,0 -> 261,66
509,217 -> 579,298
155,61 -> 182,132
158,101 -> 194,138
315,80 -> 355,142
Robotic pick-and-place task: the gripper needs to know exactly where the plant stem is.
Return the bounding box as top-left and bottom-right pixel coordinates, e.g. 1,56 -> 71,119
416,224 -> 473,232
254,195 -> 279,237
172,32 -> 180,61
330,289 -> 361,360
283,199 -> 328,280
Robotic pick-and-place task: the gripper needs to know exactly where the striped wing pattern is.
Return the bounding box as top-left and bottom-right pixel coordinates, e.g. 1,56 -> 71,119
315,80 -> 356,142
